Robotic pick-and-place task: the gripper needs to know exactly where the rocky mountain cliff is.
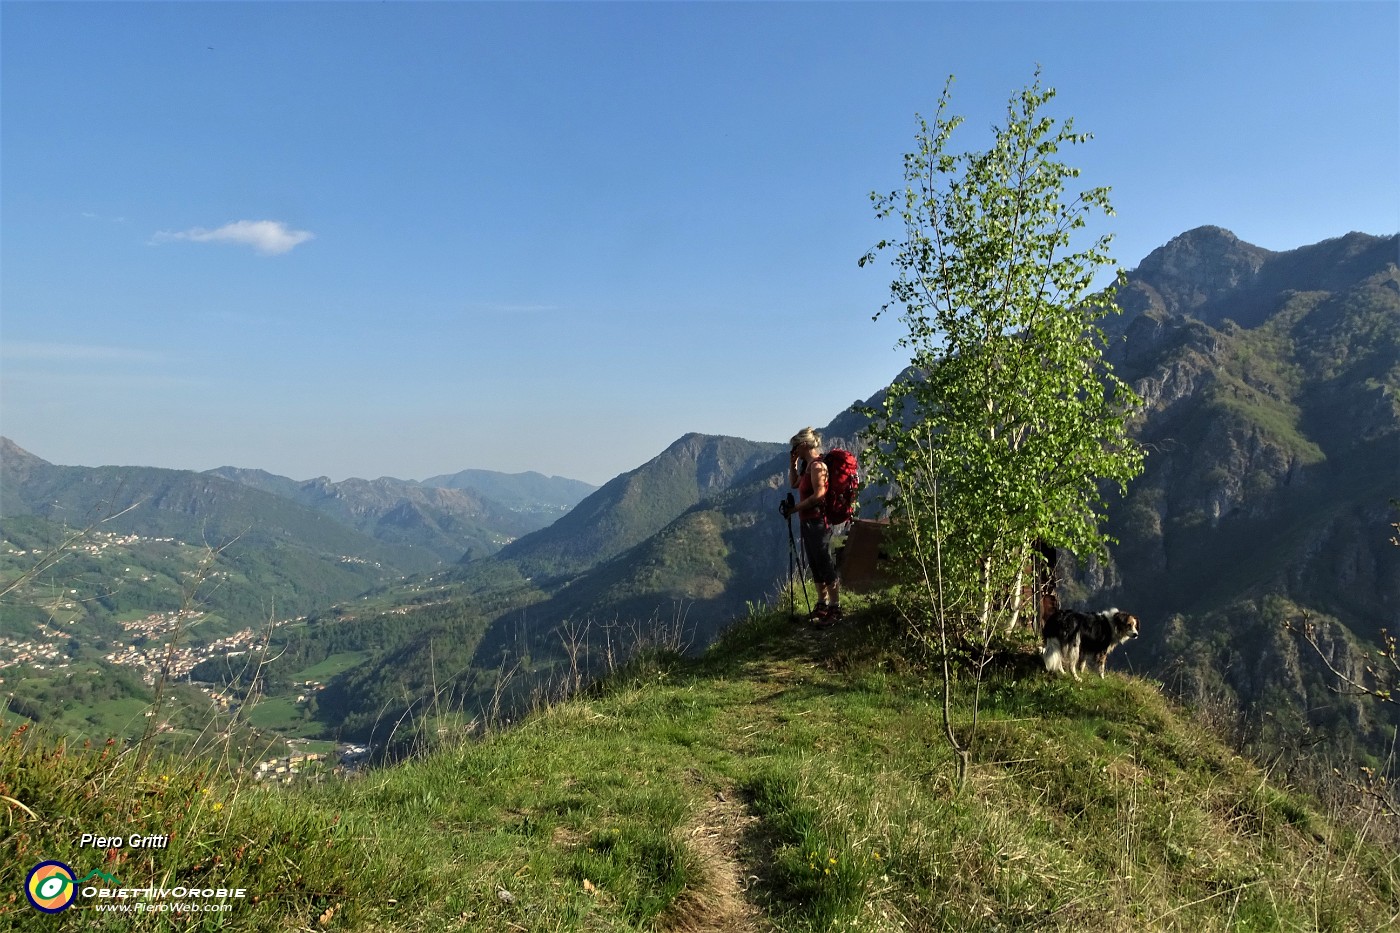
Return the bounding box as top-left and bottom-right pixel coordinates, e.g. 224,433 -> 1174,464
1086,227 -> 1399,773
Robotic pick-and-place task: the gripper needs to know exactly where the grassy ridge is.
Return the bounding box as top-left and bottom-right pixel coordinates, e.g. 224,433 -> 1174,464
2,599 -> 1396,931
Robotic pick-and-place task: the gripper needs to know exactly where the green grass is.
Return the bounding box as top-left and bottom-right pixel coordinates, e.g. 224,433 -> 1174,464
242,697 -> 322,738
290,739 -> 336,756
57,696 -> 152,739
2,599 -> 1396,931
292,651 -> 370,682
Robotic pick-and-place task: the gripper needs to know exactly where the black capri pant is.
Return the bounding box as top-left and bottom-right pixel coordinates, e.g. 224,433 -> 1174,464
800,519 -> 838,586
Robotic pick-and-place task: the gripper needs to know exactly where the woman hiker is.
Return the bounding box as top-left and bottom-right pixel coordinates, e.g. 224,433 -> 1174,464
784,427 -> 842,624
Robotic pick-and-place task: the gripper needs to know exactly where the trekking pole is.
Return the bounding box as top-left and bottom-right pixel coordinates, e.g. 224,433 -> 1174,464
781,494 -> 812,619
787,522 -> 796,617
788,519 -> 800,616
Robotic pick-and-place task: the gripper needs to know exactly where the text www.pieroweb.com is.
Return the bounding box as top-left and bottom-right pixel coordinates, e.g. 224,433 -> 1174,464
92,901 -> 234,914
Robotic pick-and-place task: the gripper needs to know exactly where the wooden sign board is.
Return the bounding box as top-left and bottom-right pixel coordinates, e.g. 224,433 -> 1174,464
838,519 -> 893,594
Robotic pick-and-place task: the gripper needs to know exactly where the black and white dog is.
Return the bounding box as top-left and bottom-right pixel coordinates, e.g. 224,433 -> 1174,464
1042,608 -> 1140,681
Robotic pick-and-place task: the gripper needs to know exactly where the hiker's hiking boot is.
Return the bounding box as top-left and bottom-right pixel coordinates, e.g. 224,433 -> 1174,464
811,605 -> 844,627
805,603 -> 830,623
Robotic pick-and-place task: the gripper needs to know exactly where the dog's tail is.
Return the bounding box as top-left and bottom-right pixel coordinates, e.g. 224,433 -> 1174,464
1042,636 -> 1065,674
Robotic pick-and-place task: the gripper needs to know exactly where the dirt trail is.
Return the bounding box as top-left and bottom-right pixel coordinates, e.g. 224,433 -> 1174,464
665,787 -> 777,933
666,627 -> 844,931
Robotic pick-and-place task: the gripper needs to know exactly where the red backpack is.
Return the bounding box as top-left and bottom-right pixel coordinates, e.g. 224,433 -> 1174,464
821,448 -> 860,526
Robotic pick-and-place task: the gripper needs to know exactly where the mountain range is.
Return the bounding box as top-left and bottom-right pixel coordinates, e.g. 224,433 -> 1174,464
2,226 -> 1396,779
304,227 -> 1400,769
202,466 -> 594,564
1,442 -> 596,573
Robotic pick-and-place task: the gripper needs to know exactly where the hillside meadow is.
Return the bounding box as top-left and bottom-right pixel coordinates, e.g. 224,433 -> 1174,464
2,597 -> 1396,931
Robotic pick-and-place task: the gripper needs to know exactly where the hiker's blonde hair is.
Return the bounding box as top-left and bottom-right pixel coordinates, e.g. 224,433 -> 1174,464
790,427 -> 821,451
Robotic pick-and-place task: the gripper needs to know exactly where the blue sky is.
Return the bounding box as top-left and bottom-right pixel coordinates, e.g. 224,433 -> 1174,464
2,1 -> 1396,486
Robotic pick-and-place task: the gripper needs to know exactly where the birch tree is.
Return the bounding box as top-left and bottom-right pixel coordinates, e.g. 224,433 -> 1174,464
859,74 -> 1145,779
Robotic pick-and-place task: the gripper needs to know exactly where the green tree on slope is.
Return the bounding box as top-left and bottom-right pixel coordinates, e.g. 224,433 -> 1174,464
859,73 -> 1144,778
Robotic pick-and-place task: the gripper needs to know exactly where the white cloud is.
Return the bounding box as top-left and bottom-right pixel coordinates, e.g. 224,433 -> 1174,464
152,220 -> 314,255
81,211 -> 127,223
